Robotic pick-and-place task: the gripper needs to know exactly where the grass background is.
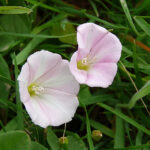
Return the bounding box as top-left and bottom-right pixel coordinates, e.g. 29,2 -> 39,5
0,0 -> 150,149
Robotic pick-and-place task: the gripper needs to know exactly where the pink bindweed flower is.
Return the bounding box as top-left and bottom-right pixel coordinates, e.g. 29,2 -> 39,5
18,50 -> 79,128
69,23 -> 122,87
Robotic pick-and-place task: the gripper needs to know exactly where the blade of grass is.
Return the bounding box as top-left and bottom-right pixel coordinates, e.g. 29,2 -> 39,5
0,32 -> 75,39
120,0 -> 139,35
0,117 -> 18,133
0,120 -> 6,132
132,39 -> 142,88
113,144 -> 150,150
84,106 -> 94,150
121,33 -> 150,52
0,98 -> 16,112
14,53 -> 24,130
88,0 -> 99,17
114,108 -> 125,149
125,123 -> 133,145
98,103 -> 150,135
120,61 -> 150,115
14,30 -> 47,65
47,127 -> 60,150
84,13 -> 127,29
134,16 -> 150,38
0,75 -> 15,87
135,130 -> 143,150
95,0 -> 110,11
129,80 -> 150,109
25,0 -> 62,13
28,0 -> 127,30
135,0 -> 150,14
77,114 -> 115,138
0,6 -> 32,14
32,14 -> 66,34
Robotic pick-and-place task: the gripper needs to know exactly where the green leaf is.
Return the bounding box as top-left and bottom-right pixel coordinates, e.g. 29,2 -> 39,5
129,80 -> 150,109
0,55 -> 10,100
0,14 -> 30,35
30,142 -> 48,150
47,128 -> 60,150
0,6 -> 32,14
51,21 -> 76,45
98,103 -> 150,135
0,55 -> 10,79
67,134 -> 87,150
0,14 -> 31,52
0,131 -> 30,150
0,117 -> 18,133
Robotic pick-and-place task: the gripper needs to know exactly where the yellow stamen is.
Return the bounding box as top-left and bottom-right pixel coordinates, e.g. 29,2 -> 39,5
28,83 -> 44,96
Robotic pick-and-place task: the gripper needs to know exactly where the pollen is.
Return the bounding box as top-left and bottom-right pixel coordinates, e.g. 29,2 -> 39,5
28,83 -> 44,96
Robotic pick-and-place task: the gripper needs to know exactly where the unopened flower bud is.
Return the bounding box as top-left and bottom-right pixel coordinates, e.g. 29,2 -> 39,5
59,136 -> 68,145
92,130 -> 103,142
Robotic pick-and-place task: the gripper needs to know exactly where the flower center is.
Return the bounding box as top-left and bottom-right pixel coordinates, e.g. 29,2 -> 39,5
28,83 -> 44,96
77,57 -> 90,71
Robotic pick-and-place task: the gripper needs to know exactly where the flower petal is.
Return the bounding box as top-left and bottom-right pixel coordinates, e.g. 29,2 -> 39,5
18,50 -> 80,127
24,90 -> 79,127
18,63 -> 30,103
77,23 -> 107,59
37,59 -> 80,95
27,50 -> 61,84
69,51 -> 87,84
18,62 -> 30,83
91,32 -> 122,63
86,63 -> 117,87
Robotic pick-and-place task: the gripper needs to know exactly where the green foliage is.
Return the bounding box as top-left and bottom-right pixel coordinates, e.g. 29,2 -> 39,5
67,134 -> 87,150
0,6 -> 32,14
47,128 -> 61,150
50,21 -> 76,45
0,0 -> 150,149
0,14 -> 31,52
0,55 -> 10,100
0,131 -> 30,150
129,80 -> 150,109
30,142 -> 48,150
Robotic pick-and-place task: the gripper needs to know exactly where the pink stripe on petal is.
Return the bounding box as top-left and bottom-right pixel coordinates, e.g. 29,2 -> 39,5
41,60 -> 80,95
27,50 -> 61,83
77,23 -> 107,58
18,50 -> 80,128
91,32 -> 122,63
86,63 -> 117,87
25,91 -> 79,127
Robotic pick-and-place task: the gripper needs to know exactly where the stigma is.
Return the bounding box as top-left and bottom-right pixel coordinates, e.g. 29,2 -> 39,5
77,57 -> 90,71
28,83 -> 44,96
